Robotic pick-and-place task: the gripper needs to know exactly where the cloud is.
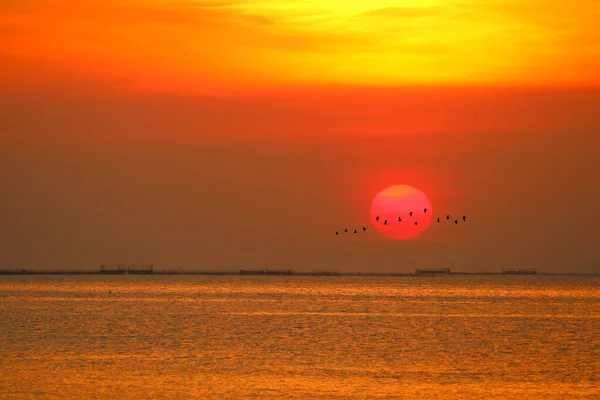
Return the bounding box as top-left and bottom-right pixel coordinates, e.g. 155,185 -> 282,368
0,0 -> 599,90
356,5 -> 454,19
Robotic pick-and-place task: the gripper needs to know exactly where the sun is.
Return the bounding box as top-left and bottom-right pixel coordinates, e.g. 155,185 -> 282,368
369,185 -> 433,240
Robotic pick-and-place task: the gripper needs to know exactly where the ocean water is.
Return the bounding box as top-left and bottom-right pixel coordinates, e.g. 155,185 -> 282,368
1,275 -> 598,399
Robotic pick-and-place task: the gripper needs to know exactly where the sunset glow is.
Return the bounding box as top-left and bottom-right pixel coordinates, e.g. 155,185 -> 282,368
2,3 -> 600,398
1,0 -> 599,272
1,0 -> 600,93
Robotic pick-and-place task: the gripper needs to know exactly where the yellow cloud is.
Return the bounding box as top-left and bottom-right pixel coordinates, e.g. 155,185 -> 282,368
0,0 -> 598,91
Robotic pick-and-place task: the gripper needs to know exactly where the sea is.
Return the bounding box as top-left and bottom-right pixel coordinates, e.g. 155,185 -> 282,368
1,275 -> 598,399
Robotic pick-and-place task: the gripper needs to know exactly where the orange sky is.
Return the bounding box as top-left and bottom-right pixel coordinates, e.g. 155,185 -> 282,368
1,0 -> 600,93
1,1 -> 600,273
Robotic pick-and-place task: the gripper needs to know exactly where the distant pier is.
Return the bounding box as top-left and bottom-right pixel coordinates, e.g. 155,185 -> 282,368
100,264 -> 154,274
240,268 -> 292,276
415,268 -> 451,276
502,268 -> 537,275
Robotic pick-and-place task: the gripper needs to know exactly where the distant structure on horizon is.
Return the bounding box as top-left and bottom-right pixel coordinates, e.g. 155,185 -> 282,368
502,268 -> 537,275
100,264 -> 154,274
415,268 -> 451,275
240,268 -> 292,275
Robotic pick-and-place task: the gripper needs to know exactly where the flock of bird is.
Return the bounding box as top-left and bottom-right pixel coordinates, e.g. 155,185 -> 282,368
335,208 -> 468,235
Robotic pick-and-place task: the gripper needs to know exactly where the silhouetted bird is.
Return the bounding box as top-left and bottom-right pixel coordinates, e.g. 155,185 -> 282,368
354,229 -> 357,234
109,290 -> 112,294
375,216 -> 380,222
463,216 -> 467,222
446,214 -> 450,220
414,221 -> 418,226
437,218 -> 440,223
454,220 -> 458,224
362,227 -> 366,231
336,231 -> 339,235
398,217 -> 402,222
410,211 -> 413,217
384,220 -> 388,225
424,208 -> 428,213
344,228 -> 348,232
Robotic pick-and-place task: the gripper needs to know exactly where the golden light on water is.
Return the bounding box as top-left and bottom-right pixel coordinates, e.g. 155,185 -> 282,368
1,276 -> 598,399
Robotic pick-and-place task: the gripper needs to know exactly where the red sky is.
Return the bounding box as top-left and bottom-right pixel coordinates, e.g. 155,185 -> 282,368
1,1 -> 599,272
